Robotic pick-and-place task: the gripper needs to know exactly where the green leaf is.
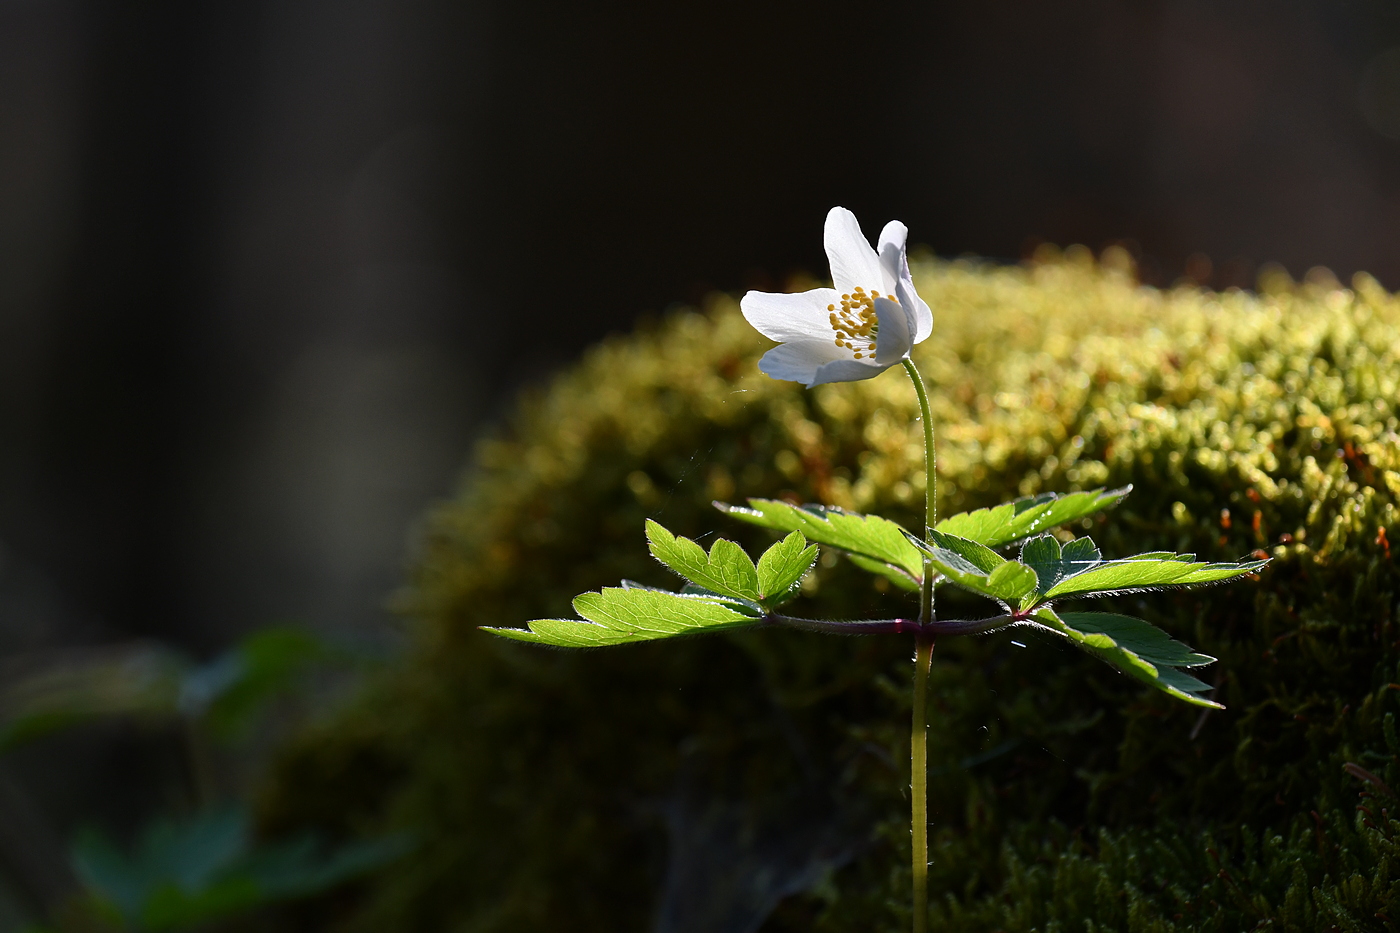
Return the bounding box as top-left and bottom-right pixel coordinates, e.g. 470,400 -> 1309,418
1041,554 -> 1268,601
485,619 -> 649,648
935,486 -> 1130,548
1153,666 -> 1220,704
988,563 -> 1040,601
927,529 -> 1006,573
1058,612 -> 1214,667
481,587 -> 761,648
1062,537 -> 1103,564
1028,607 -> 1222,708
717,499 -> 924,584
919,541 -> 1038,604
645,520 -> 760,601
755,532 -> 818,607
847,553 -> 920,591
1122,551 -> 1191,562
1018,534 -> 1103,598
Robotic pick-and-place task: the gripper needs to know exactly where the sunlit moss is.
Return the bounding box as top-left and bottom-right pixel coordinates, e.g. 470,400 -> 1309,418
260,254 -> 1400,932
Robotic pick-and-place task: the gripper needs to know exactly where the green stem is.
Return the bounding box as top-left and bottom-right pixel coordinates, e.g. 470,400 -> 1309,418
902,357 -> 937,933
911,632 -> 934,933
901,359 -> 937,610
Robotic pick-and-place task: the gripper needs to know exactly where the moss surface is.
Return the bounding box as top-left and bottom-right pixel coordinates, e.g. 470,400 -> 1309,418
261,249 -> 1400,932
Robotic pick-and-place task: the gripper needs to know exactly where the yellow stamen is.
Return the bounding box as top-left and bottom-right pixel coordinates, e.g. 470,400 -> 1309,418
828,285 -> 897,359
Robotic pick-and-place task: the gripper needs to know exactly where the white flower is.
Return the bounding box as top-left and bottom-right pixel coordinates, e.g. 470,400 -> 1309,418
741,207 -> 933,387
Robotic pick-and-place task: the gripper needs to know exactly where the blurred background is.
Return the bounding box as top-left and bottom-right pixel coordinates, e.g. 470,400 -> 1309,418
2,0 -> 1400,926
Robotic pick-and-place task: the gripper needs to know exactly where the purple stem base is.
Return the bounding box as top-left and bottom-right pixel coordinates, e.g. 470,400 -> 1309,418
762,613 -> 1021,637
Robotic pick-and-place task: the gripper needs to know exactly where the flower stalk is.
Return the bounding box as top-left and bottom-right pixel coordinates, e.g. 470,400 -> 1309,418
911,631 -> 934,933
903,357 -> 937,933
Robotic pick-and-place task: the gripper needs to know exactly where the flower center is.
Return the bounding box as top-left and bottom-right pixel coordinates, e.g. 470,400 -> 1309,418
827,287 -> 896,360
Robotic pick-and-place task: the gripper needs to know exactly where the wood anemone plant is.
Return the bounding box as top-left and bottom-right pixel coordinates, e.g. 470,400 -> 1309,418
483,206 -> 1265,933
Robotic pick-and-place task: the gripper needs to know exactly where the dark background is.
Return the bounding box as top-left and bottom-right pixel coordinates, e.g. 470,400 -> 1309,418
3,0 -> 1400,657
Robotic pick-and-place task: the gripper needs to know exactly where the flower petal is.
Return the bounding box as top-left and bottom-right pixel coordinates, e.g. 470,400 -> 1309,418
741,287 -> 842,344
877,220 -> 908,295
873,296 -> 912,364
896,275 -> 933,345
879,220 -> 933,344
757,340 -> 847,385
824,207 -> 884,295
809,357 -> 891,386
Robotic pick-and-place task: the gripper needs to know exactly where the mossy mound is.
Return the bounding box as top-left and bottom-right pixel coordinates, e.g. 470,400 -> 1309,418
260,249 -> 1400,932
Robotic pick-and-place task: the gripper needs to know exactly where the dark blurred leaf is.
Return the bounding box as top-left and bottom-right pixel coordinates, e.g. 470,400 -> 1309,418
196,628 -> 339,741
72,805 -> 407,932
242,833 -> 412,900
140,877 -> 261,931
0,628 -> 345,752
0,646 -> 186,752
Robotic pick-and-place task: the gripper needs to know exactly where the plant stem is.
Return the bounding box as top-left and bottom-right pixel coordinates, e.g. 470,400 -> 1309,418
911,631 -> 934,933
902,359 -> 937,620
902,357 -> 937,933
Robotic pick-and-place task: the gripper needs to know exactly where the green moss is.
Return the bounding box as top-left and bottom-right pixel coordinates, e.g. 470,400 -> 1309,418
259,249 -> 1400,932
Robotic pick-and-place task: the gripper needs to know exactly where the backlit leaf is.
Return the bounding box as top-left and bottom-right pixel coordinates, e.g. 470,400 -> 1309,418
755,532 -> 818,606
646,520 -> 760,601
918,541 -> 1037,603
927,529 -> 1006,574
1041,554 -> 1267,601
934,486 -> 1130,548
847,554 -> 920,591
482,587 -> 760,648
987,563 -> 1040,602
717,499 -> 924,584
1019,534 -> 1104,598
